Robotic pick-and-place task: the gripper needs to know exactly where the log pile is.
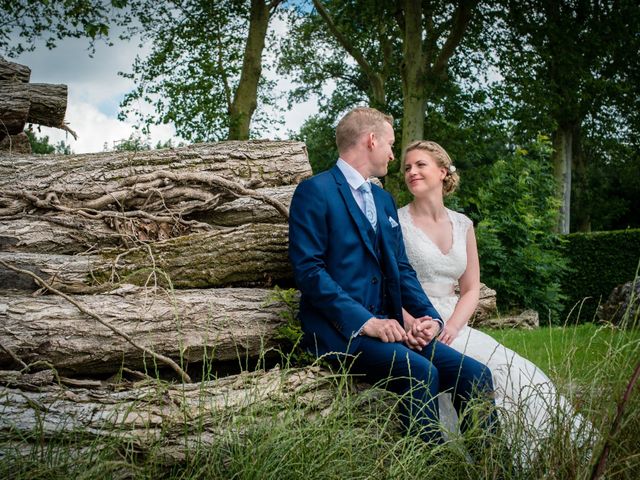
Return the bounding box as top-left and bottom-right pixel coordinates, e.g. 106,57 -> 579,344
0,56 -> 73,154
0,140 -> 330,461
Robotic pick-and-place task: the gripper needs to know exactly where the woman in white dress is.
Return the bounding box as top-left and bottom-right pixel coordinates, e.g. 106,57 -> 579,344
398,140 -> 589,459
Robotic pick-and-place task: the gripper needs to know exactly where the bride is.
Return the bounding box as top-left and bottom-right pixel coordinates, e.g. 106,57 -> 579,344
398,140 -> 589,458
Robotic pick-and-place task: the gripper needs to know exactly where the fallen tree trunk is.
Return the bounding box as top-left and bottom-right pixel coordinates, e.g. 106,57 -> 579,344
0,222 -> 291,292
0,142 -> 308,240
24,83 -> 68,128
0,366 -> 338,463
0,81 -> 30,138
0,140 -> 310,192
0,56 -> 31,83
0,185 -> 296,254
0,286 -> 291,375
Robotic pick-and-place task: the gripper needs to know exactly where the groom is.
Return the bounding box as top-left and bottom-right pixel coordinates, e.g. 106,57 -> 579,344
288,107 -> 496,443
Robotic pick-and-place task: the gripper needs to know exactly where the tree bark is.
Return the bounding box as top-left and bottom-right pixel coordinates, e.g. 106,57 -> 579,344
228,0 -> 281,140
0,223 -> 291,292
0,56 -> 31,83
0,185 -> 295,254
0,131 -> 31,154
571,124 -> 591,232
0,366 -> 337,463
0,286 -> 292,375
24,83 -> 68,128
0,140 -> 309,194
0,82 -> 67,133
552,124 -> 573,234
0,81 -> 30,138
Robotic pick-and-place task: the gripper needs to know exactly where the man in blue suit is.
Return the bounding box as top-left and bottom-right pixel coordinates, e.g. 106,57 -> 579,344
288,107 -> 496,443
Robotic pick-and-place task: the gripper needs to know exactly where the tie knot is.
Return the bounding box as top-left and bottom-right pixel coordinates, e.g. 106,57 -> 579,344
359,182 -> 371,193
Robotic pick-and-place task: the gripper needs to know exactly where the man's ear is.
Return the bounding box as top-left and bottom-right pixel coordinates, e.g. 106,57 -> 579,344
367,132 -> 376,150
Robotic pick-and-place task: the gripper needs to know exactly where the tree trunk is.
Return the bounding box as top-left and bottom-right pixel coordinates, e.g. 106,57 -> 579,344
0,185 -> 295,254
0,223 -> 291,292
0,82 -> 67,133
228,0 -> 276,140
399,0 -> 426,153
0,140 -> 309,193
0,366 -> 337,463
571,124 -> 591,232
0,81 -> 31,138
552,124 -> 573,234
0,56 -> 31,83
24,83 -> 68,128
0,131 -> 31,154
0,286 -> 292,375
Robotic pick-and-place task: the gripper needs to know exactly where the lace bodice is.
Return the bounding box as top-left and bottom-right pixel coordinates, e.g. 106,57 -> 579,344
398,206 -> 472,286
398,206 -> 472,321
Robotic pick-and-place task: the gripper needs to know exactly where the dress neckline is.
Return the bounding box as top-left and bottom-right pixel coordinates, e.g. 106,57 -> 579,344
404,205 -> 454,256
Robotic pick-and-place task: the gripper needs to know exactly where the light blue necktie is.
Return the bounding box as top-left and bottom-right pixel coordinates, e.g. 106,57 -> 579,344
358,181 -> 377,231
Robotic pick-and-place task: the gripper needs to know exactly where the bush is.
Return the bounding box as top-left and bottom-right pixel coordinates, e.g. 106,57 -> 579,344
561,229 -> 640,323
472,135 -> 569,321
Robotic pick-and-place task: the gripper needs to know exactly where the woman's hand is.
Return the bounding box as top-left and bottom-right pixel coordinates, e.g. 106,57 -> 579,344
439,322 -> 461,345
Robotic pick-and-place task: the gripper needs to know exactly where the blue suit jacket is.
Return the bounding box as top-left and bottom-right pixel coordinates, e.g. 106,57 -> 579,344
288,165 -> 441,357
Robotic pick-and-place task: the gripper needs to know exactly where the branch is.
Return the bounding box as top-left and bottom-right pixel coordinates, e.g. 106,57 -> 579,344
430,0 -> 477,77
0,259 -> 193,383
312,0 -> 383,97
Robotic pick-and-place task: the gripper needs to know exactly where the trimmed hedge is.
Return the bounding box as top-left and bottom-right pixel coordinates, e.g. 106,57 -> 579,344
562,229 -> 640,323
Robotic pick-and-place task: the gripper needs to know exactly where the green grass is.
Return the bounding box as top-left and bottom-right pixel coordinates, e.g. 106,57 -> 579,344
483,323 -> 640,384
2,323 -> 639,479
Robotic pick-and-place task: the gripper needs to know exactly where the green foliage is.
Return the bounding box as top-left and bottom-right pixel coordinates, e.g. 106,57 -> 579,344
0,0 -> 117,56
472,135 -> 569,320
561,229 -> 640,323
118,0 -> 283,142
267,286 -> 314,367
25,130 -> 72,155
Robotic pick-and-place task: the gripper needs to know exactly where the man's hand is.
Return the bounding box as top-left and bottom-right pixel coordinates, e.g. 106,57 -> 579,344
361,317 -> 407,343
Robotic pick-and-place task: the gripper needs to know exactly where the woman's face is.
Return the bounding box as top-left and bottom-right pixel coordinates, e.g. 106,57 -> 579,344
403,149 -> 447,196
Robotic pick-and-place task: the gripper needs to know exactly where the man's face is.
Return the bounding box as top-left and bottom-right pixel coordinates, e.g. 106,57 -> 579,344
369,122 -> 395,177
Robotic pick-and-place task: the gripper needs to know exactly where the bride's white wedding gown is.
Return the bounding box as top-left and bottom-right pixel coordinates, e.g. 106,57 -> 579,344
398,205 -> 588,454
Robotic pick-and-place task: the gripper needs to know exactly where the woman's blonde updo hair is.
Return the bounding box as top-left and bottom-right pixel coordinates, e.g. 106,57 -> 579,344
404,140 -> 460,196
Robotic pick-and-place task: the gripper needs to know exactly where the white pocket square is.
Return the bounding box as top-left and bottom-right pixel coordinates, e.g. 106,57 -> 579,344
388,216 -> 399,228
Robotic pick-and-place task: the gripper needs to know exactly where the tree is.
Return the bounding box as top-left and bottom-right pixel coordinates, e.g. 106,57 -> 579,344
0,0 -> 118,57
495,0 -> 640,233
281,0 -> 482,154
119,0 -> 285,142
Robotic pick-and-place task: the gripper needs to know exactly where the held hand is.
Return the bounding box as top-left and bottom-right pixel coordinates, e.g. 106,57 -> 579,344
412,317 -> 441,344
362,317 -> 407,343
439,323 -> 460,345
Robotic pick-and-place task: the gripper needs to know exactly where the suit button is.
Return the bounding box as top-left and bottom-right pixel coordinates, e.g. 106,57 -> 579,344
371,277 -> 378,284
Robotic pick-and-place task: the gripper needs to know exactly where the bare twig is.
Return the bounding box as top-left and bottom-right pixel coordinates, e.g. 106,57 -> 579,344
0,259 -> 193,383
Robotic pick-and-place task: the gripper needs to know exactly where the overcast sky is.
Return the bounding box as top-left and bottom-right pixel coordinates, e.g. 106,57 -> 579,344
10,19 -> 320,154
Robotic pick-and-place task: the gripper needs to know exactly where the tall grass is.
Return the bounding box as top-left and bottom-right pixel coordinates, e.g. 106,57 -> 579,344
1,323 -> 639,479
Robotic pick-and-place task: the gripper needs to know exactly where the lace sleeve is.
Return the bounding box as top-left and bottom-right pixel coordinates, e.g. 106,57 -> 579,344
449,210 -> 473,235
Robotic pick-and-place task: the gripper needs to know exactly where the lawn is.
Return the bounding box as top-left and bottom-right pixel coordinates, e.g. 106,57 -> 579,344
483,323 -> 640,385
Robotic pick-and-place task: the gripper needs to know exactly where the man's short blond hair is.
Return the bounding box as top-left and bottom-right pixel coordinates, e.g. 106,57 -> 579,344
336,107 -> 393,153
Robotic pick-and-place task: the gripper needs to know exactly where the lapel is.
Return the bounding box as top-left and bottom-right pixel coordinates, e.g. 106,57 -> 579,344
331,166 -> 379,262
